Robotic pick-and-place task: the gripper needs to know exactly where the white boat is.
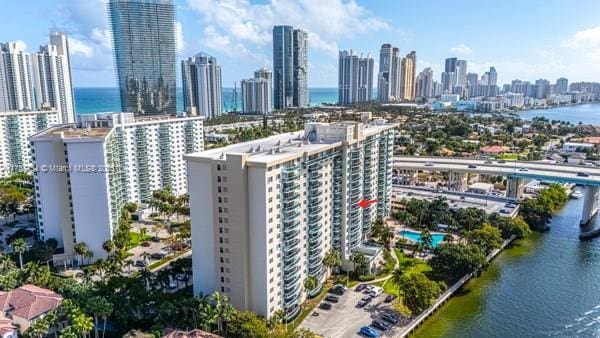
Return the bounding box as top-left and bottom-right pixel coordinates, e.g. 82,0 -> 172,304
571,190 -> 583,199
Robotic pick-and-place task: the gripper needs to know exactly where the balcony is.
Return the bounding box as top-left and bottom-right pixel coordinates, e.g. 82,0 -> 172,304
284,255 -> 301,269
284,237 -> 300,250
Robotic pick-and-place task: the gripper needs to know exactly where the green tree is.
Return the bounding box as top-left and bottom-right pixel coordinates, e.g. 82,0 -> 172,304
322,249 -> 341,281
398,272 -> 445,315
12,237 -> 27,269
465,223 -> 503,254
228,311 -> 269,338
350,252 -> 369,276
429,243 -> 488,282
303,276 -> 318,300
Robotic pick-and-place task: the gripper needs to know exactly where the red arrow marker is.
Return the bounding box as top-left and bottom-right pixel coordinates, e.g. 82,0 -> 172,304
358,198 -> 378,208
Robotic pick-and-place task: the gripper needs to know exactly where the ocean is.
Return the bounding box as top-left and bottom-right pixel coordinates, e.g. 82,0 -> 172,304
74,87 -> 339,115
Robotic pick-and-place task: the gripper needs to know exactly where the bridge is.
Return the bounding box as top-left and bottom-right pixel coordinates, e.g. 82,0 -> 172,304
393,156 -> 600,225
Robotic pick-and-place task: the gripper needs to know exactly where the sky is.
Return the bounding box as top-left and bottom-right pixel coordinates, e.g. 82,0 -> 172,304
3,0 -> 600,88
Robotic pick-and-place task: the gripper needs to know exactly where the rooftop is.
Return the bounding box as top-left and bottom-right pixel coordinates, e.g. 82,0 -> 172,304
161,329 -> 222,338
0,284 -> 63,320
186,120 -> 396,165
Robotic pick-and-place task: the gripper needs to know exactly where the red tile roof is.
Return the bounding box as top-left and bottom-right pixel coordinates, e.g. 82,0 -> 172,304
479,145 -> 508,154
161,329 -> 222,338
0,318 -> 16,335
0,285 -> 63,321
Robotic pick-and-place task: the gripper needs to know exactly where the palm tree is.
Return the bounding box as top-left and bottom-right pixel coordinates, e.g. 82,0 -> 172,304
124,259 -> 134,275
102,240 -> 115,256
198,300 -> 218,332
12,238 -> 27,269
140,251 -> 151,264
73,242 -> 89,267
138,268 -> 153,289
322,249 -> 341,281
390,267 -> 405,296
303,276 -> 318,301
210,292 -> 230,335
72,312 -> 94,338
420,230 -> 434,253
0,253 -> 15,273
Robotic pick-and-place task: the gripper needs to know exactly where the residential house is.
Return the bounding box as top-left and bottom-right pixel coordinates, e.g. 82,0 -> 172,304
0,285 -> 63,334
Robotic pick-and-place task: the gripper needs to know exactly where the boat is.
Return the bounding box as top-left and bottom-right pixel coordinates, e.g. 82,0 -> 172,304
571,190 -> 583,199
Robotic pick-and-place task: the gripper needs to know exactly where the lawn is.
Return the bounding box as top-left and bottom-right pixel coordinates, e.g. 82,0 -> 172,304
126,231 -> 152,250
375,249 -> 432,297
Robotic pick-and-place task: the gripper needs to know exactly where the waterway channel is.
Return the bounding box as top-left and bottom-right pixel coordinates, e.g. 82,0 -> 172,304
413,196 -> 600,337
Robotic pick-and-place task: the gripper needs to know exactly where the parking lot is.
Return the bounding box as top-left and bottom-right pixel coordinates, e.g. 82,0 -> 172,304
300,285 -> 408,338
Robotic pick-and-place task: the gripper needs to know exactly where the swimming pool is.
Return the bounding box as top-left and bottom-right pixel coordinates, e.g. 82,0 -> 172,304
399,230 -> 446,248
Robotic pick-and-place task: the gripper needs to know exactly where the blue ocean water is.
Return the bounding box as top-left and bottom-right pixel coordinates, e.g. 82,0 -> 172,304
74,87 -> 339,115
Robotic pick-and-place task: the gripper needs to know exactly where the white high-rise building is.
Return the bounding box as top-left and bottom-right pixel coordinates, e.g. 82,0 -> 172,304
377,44 -> 401,102
416,68 -> 434,98
456,60 -> 467,87
338,50 -> 374,105
31,113 -> 204,263
0,42 -> 34,112
182,53 -> 223,118
31,32 -> 76,123
0,110 -> 59,177
186,119 -> 396,321
241,78 -> 271,115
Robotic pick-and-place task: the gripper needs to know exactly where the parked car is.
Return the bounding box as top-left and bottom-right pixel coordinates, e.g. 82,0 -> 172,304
168,280 -> 177,289
359,326 -> 380,338
384,294 -> 397,303
369,287 -> 383,298
150,252 -> 165,260
381,313 -> 399,325
484,160 -> 493,164
357,296 -> 372,307
325,295 -> 339,303
135,260 -> 147,267
371,319 -> 391,331
498,160 -> 506,163
319,302 -> 332,310
330,285 -> 345,296
499,209 -> 510,214
356,284 -> 368,292
151,236 -> 161,242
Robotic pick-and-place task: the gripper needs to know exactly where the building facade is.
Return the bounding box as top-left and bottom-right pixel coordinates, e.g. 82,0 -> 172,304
416,67 -> 433,98
0,42 -> 34,112
186,120 -> 395,321
377,44 -> 402,102
182,53 -> 223,118
241,78 -> 271,115
108,0 -> 177,115
0,110 -> 59,177
272,26 -> 308,109
31,113 -> 204,262
31,32 -> 76,123
399,51 -> 416,100
338,50 -> 374,105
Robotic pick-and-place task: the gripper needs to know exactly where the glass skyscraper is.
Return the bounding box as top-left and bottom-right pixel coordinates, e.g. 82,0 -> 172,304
108,0 -> 176,115
272,25 -> 308,109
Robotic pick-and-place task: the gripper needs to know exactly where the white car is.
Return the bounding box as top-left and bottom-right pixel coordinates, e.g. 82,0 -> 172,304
369,287 -> 383,297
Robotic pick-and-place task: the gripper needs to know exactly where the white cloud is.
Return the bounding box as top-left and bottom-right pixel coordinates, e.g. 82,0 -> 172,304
562,26 -> 600,62
186,0 -> 389,58
13,40 -> 27,51
176,22 -> 185,53
69,38 -> 94,58
449,43 -> 472,55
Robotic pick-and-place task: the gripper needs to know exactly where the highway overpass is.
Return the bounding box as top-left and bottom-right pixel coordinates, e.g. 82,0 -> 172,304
393,156 -> 600,225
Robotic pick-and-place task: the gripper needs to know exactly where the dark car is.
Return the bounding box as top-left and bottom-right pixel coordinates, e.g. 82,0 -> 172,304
468,164 -> 477,169
381,313 -> 399,325
140,241 -> 151,247
371,319 -> 391,331
357,295 -> 372,307
325,295 -> 339,303
498,160 -> 506,163
135,260 -> 147,267
356,284 -> 367,292
319,302 -> 332,310
384,294 -> 397,303
577,172 -> 590,177
329,286 -> 345,296
150,252 -> 165,260
151,236 -> 161,242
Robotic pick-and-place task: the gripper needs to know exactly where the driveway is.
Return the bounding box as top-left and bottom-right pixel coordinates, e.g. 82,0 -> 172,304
300,286 -> 404,338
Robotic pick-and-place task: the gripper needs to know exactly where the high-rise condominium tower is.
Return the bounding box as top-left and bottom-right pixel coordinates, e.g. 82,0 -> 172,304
377,44 -> 401,102
0,42 -> 34,112
31,32 -> 76,123
456,60 -> 467,87
242,68 -> 272,114
186,119 -> 395,321
416,67 -> 434,98
108,0 -> 176,115
443,57 -> 458,92
338,50 -> 374,105
400,51 -> 416,100
556,77 -> 568,93
182,53 -> 223,118
272,25 -> 308,109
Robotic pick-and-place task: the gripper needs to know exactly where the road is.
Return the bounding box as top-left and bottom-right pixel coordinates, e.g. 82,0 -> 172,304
394,157 -> 600,186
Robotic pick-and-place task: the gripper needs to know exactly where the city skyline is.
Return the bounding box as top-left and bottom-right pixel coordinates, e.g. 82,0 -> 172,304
2,0 -> 600,88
